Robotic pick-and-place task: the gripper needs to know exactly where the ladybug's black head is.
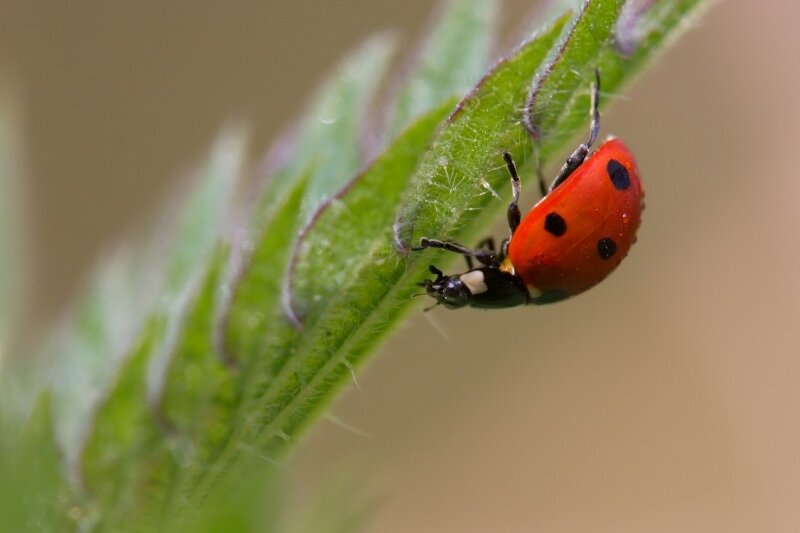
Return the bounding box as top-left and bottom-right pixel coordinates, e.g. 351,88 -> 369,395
419,265 -> 470,309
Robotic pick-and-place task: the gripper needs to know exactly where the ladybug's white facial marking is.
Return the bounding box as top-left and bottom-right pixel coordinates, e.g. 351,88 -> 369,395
459,270 -> 488,295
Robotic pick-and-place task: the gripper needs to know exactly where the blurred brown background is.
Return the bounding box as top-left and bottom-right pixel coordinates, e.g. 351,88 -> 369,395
3,1 -> 800,531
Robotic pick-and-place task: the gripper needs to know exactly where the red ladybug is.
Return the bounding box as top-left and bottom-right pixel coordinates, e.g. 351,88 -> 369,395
414,71 -> 644,308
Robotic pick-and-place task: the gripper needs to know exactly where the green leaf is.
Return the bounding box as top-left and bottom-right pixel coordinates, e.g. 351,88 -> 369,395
73,130 -> 248,527
524,0 -> 625,155
80,317 -> 167,531
252,99 -> 455,431
164,455 -> 285,533
384,0 -> 496,140
529,0 -> 709,162
394,11 -> 575,256
0,392 -> 72,531
290,97 -> 458,324
187,98 -> 456,505
267,35 -> 396,220
169,173 -> 310,508
603,0 -> 712,79
161,128 -> 245,296
47,128 -> 245,472
223,171 -> 310,368
157,244 -> 237,480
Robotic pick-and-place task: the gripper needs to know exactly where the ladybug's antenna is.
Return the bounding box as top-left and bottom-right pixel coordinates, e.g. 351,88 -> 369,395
423,301 -> 441,312
547,69 -> 602,192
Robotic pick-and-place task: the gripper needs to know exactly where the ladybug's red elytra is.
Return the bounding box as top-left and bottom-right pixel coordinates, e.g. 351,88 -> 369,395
414,71 -> 644,309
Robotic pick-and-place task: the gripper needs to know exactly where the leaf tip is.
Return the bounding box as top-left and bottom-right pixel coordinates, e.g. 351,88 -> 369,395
391,214 -> 415,256
281,271 -> 305,330
612,0 -> 657,57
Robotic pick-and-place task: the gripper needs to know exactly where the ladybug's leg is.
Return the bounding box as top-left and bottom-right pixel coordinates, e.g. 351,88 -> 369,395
502,151 -> 522,235
412,238 -> 497,267
476,237 -> 496,251
536,162 -> 547,197
499,238 -> 510,262
465,237 -> 496,269
548,69 -> 601,192
427,264 -> 445,280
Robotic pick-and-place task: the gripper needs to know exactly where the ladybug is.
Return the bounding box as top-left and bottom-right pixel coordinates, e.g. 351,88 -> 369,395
413,71 -> 643,309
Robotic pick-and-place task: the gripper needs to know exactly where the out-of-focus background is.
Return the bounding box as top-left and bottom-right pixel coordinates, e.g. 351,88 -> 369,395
3,1 -> 800,531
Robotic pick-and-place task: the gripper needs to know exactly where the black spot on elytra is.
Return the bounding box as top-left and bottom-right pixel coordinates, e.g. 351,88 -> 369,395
597,237 -> 617,260
607,159 -> 631,190
544,212 -> 567,237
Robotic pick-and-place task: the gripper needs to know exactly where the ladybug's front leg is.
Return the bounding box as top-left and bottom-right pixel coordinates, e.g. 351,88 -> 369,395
475,237 -> 496,252
468,237 -> 497,269
411,238 -> 498,268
